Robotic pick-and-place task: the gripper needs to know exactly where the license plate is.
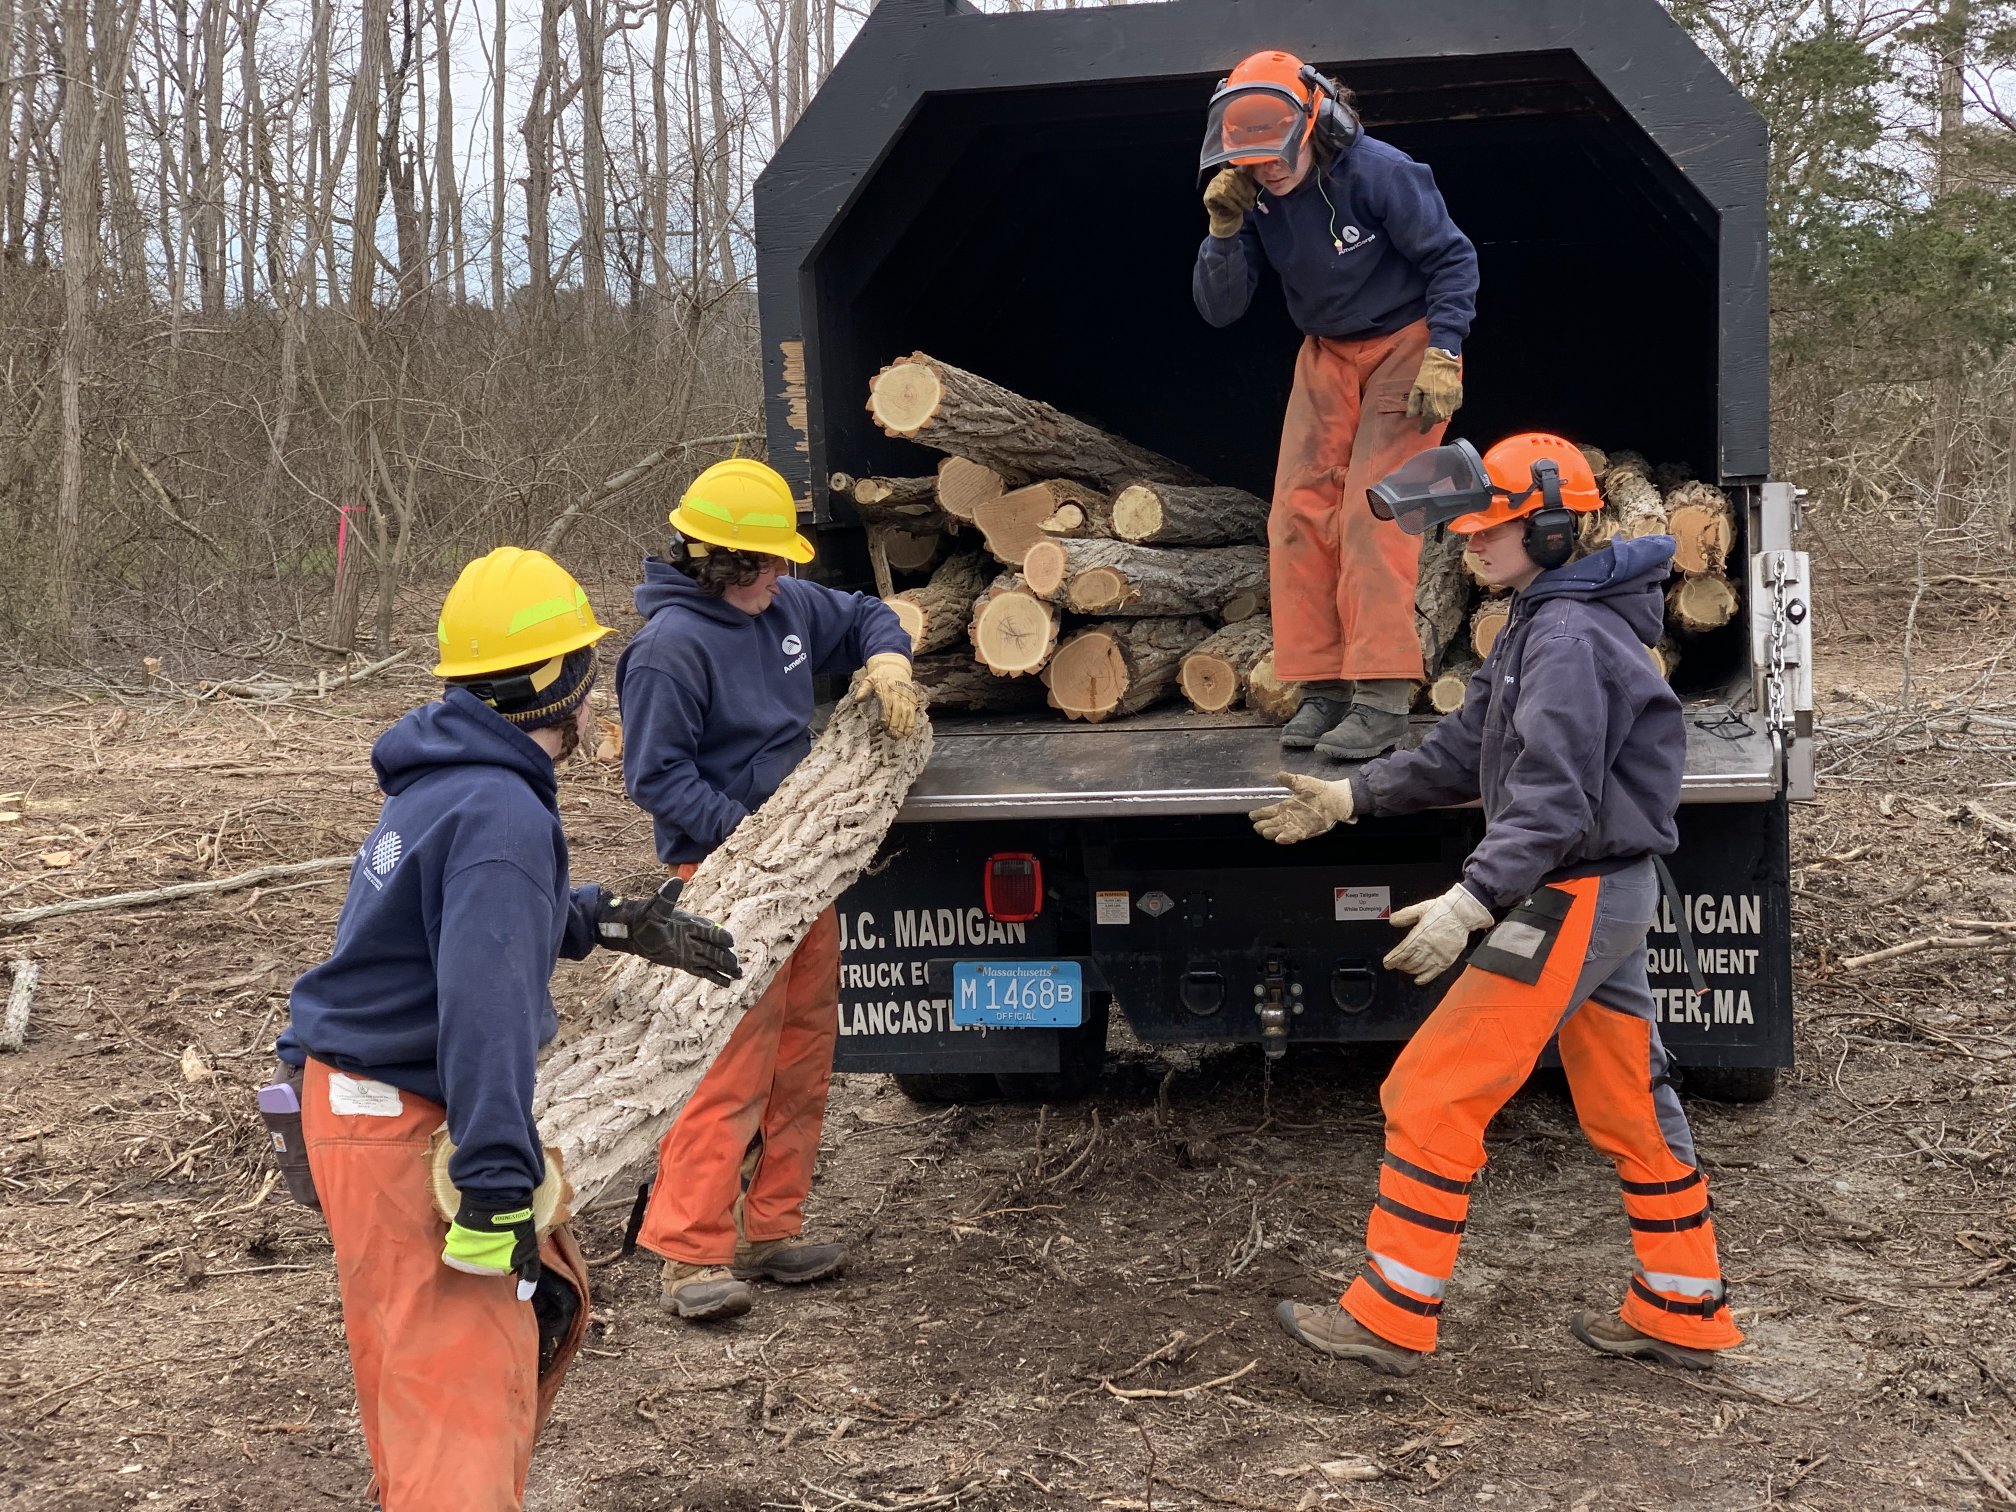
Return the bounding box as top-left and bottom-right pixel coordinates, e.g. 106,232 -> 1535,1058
952,960 -> 1084,1027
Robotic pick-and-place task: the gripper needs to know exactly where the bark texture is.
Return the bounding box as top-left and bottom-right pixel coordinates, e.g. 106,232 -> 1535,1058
1043,617 -> 1211,723
1110,481 -> 1270,546
1022,539 -> 1269,619
535,694 -> 932,1202
912,652 -> 1048,712
887,552 -> 989,655
1244,653 -> 1301,723
1414,526 -> 1472,674
1178,616 -> 1273,714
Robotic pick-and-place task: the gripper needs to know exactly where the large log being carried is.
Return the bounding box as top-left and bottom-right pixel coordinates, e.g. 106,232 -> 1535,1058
1022,538 -> 1269,619
534,693 -> 931,1202
868,352 -> 1208,490
886,552 -> 990,655
1043,616 -> 1211,723
969,572 -> 1061,677
1178,616 -> 1274,714
973,480 -> 1110,566
1111,481 -> 1270,546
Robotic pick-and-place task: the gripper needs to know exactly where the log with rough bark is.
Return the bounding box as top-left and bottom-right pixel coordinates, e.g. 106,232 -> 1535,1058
912,652 -> 1049,712
1022,538 -> 1270,619
936,455 -> 1024,523
1244,652 -> 1302,723
1605,449 -> 1651,481
1648,639 -> 1682,680
1043,617 -> 1212,723
1470,597 -> 1512,658
1577,444 -> 1610,480
1665,480 -> 1736,577
1111,481 -> 1270,546
1427,653 -> 1481,714
886,552 -> 990,655
1178,616 -> 1274,714
847,474 -> 953,532
973,480 -> 1109,566
1586,467 -> 1668,550
1414,526 -> 1472,673
1667,575 -> 1739,634
534,694 -> 932,1202
969,572 -> 1061,676
869,352 -> 1208,489
1039,487 -> 1117,538
870,524 -> 943,575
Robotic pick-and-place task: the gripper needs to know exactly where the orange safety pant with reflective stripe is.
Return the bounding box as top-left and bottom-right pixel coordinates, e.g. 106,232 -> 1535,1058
1343,866 -> 1742,1355
637,878 -> 842,1266
1269,320 -> 1449,684
301,1058 -> 589,1512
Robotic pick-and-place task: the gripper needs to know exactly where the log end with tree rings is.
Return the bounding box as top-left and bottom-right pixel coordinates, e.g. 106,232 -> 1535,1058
1043,503 -> 1086,534
1668,574 -> 1739,634
936,455 -> 1012,523
1179,655 -> 1241,714
1220,588 -> 1265,624
889,597 -> 928,653
1428,671 -> 1471,714
974,483 -> 1069,567
1111,483 -> 1162,542
1043,628 -> 1129,721
871,525 -> 943,573
1469,598 -> 1512,659
1178,617 -> 1273,715
1577,444 -> 1610,480
1067,566 -> 1134,614
1665,480 -> 1735,576
867,359 -> 945,436
1245,652 -> 1302,723
1648,639 -> 1682,679
1021,538 -> 1069,600
970,582 -> 1059,676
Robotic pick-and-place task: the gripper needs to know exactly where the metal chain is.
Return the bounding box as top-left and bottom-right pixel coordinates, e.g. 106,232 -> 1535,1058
1764,554 -> 1793,735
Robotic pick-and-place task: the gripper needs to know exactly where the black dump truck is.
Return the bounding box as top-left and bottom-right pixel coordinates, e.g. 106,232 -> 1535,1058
753,0 -> 1814,1102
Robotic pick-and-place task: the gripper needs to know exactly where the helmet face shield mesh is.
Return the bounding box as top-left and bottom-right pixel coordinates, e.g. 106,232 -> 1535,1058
1199,84 -> 1310,175
1366,440 -> 1499,536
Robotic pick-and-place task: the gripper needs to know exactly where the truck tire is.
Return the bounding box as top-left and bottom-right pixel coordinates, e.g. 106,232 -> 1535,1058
1683,1066 -> 1778,1104
890,1072 -> 996,1105
993,995 -> 1111,1103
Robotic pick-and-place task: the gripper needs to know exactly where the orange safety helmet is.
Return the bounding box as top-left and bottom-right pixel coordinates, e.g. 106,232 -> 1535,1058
1448,433 -> 1604,535
1199,51 -> 1358,178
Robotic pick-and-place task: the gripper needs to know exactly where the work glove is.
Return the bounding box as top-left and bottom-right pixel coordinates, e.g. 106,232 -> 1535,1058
1405,347 -> 1464,430
853,652 -> 920,738
596,878 -> 741,986
443,1196 -> 541,1301
1383,882 -> 1495,985
1251,771 -> 1356,845
1203,168 -> 1259,239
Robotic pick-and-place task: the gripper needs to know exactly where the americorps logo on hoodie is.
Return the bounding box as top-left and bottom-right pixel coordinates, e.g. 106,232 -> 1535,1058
360,828 -> 403,891
780,633 -> 806,673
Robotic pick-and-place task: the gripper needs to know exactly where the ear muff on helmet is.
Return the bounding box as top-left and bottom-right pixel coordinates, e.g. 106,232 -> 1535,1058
1298,65 -> 1360,155
1520,460 -> 1577,570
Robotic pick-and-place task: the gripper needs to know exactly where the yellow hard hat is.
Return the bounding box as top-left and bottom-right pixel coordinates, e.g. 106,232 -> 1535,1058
433,547 -> 611,679
669,459 -> 815,564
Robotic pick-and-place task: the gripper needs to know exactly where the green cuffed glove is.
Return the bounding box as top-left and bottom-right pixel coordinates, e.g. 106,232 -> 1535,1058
442,1197 -> 540,1300
1203,168 -> 1258,239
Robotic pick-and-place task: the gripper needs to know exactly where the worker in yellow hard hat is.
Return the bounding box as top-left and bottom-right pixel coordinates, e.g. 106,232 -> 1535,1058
618,458 -> 918,1322
275,547 -> 741,1510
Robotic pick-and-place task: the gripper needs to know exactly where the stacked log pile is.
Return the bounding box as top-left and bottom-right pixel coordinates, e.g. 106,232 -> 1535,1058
844,351 -> 1741,724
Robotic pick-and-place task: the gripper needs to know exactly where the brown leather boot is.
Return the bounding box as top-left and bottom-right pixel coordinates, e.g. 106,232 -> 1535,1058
731,1236 -> 847,1284
1570,1311 -> 1718,1371
1275,1301 -> 1423,1376
659,1262 -> 753,1321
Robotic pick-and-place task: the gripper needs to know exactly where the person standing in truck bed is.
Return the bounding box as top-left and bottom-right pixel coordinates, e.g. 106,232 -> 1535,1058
1251,434 -> 1743,1375
1194,49 -> 1479,759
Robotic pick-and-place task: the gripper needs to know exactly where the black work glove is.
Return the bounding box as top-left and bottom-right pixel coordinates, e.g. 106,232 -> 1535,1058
442,1195 -> 541,1301
596,878 -> 742,986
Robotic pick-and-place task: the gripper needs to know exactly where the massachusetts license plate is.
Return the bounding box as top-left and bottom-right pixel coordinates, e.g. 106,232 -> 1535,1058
952,961 -> 1084,1027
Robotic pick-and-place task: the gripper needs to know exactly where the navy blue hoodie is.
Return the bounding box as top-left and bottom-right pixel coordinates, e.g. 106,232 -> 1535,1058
1193,135 -> 1478,354
617,561 -> 911,863
1350,537 -> 1684,909
279,687 -> 602,1208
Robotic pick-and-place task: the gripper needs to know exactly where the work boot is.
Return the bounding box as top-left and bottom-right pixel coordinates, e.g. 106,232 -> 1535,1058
1314,683 -> 1413,761
1275,1300 -> 1423,1377
659,1261 -> 754,1321
1279,684 -> 1353,750
731,1236 -> 848,1285
1570,1310 -> 1717,1372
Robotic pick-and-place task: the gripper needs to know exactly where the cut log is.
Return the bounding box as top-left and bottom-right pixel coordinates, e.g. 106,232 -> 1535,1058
1648,639 -> 1682,680
1667,575 -> 1739,634
912,652 -> 1048,712
973,480 -> 1108,566
1470,597 -> 1512,659
935,455 -> 1023,523
1244,652 -> 1302,723
1111,481 -> 1270,546
1604,468 -> 1669,543
1427,654 -> 1481,714
1178,616 -> 1274,714
886,552 -> 990,656
1043,617 -> 1211,723
969,573 -> 1061,677
1022,538 -> 1270,619
1414,526 -> 1472,673
869,352 -> 1208,489
534,692 -> 931,1202
1040,489 -> 1117,538
853,476 -> 952,532
870,524 -> 943,575
1665,480 -> 1736,577
1577,444 -> 1610,480
1652,461 -> 1696,494
1605,449 -> 1651,481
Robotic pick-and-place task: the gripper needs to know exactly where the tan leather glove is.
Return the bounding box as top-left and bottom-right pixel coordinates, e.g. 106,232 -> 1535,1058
1203,168 -> 1259,239
1383,883 -> 1494,984
1251,771 -> 1356,845
853,652 -> 919,738
1405,347 -> 1464,430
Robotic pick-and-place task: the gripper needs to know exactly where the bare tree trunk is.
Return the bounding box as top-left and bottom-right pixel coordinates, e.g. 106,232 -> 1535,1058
383,1 -> 425,312
648,0 -> 672,328
96,0 -> 149,295
786,0 -> 809,133
196,0 -> 227,314
434,0 -> 464,303
570,0 -> 607,312
0,0 -> 16,265
702,0 -> 735,286
520,0 -> 560,321
488,0 -> 506,307
55,0 -> 97,618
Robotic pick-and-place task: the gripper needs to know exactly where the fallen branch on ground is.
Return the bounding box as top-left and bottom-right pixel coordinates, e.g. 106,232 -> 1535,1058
1101,1358 -> 1257,1400
1838,933 -> 2016,971
1,857 -> 353,930
1,959 -> 37,1051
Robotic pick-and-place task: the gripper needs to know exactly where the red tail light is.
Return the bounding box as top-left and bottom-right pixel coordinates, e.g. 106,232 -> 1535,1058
984,853 -> 1042,922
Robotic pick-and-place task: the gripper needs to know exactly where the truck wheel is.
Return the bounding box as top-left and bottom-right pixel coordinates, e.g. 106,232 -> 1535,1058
890,1073 -> 996,1105
1683,1066 -> 1779,1104
993,995 -> 1111,1103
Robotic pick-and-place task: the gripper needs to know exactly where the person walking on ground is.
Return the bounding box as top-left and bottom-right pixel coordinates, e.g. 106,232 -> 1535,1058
1251,434 -> 1743,1374
1195,49 -> 1480,758
278,547 -> 741,1511
619,458 -> 920,1322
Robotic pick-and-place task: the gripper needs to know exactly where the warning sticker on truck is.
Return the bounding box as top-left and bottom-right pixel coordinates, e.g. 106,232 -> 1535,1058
1095,890 -> 1131,925
1334,886 -> 1392,921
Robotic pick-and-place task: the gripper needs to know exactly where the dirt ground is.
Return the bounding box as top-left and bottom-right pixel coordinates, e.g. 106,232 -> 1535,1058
2,582 -> 2014,1512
